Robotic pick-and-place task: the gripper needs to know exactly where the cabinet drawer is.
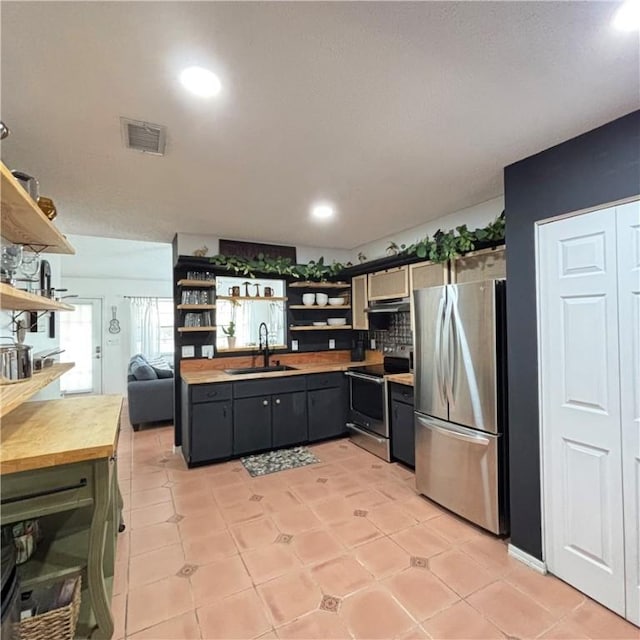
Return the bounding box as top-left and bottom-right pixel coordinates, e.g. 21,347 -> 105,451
306,372 -> 344,390
390,383 -> 414,405
1,462 -> 95,525
234,376 -> 306,399
192,383 -> 232,403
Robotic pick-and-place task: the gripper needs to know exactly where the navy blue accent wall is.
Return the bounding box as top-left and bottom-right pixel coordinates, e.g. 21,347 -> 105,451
504,110 -> 640,559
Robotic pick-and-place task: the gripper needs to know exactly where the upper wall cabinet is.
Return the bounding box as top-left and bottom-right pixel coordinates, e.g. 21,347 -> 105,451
0,163 -> 74,254
351,274 -> 368,331
409,261 -> 448,292
451,247 -> 506,284
368,266 -> 409,301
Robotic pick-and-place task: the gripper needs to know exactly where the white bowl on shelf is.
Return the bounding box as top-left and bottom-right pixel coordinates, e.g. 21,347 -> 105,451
316,293 -> 329,306
302,293 -> 316,306
327,317 -> 347,326
328,297 -> 345,306
312,321 -> 328,326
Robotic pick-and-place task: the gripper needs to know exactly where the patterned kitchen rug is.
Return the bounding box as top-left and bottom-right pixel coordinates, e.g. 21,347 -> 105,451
241,446 -> 320,477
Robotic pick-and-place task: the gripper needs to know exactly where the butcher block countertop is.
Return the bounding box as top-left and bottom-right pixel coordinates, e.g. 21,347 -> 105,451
183,360 -> 376,385
0,395 -> 123,475
385,373 -> 414,386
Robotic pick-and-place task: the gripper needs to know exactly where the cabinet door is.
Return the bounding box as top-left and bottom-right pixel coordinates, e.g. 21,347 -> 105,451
409,261 -> 448,291
233,396 -> 272,455
409,261 -> 448,340
272,391 -> 308,448
368,266 -> 409,301
351,274 -> 369,330
308,387 -> 347,441
391,400 -> 415,468
190,401 -> 233,463
452,247 -> 505,284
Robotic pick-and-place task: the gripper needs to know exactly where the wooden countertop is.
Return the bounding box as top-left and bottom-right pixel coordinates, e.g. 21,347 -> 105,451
385,373 -> 414,386
182,360 -> 375,385
0,395 -> 123,475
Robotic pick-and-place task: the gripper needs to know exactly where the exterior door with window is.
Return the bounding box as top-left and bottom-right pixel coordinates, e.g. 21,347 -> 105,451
60,298 -> 103,394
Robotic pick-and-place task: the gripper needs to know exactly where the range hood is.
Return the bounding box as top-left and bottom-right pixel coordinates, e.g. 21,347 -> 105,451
365,298 -> 411,313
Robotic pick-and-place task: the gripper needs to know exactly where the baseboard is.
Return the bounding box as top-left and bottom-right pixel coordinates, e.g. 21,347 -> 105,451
508,544 -> 547,574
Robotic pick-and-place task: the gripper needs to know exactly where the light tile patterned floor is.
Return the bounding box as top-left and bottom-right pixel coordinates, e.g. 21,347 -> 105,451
114,417 -> 639,639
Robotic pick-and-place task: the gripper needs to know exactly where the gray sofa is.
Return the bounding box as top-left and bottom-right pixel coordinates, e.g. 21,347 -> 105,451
127,355 -> 174,430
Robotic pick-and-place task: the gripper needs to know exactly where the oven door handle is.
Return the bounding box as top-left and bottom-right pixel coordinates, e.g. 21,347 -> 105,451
346,423 -> 386,443
344,371 -> 385,384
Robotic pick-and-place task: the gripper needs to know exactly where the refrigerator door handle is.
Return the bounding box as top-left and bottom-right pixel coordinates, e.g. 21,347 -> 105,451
447,286 -> 460,404
434,292 -> 447,406
442,286 -> 455,405
416,414 -> 490,445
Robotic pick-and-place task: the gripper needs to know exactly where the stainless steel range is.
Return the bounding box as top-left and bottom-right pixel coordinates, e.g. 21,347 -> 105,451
345,345 -> 411,461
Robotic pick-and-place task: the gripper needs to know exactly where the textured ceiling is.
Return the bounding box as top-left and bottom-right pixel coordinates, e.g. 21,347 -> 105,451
1,2 -> 638,249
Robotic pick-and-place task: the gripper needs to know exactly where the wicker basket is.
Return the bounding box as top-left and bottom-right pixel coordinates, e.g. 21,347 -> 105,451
17,577 -> 81,640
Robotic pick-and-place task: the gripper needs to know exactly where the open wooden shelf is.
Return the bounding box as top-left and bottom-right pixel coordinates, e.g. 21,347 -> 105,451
0,363 -> 75,419
0,283 -> 75,311
289,305 -> 351,310
177,279 -> 216,287
216,345 -> 288,353
177,326 -> 217,333
176,304 -> 216,310
290,325 -> 352,331
0,163 -> 75,254
289,282 -> 349,288
217,296 -> 287,302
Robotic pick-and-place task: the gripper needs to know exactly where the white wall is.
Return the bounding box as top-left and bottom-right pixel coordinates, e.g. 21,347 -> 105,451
175,233 -> 353,266
0,253 -> 63,401
352,196 -> 504,261
60,235 -> 172,396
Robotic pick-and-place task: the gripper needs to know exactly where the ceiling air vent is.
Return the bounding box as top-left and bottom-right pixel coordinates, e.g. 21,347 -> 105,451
120,117 -> 167,156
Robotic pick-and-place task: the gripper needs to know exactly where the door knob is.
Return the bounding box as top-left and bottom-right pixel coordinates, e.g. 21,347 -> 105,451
275,398 -> 281,405
263,399 -> 269,406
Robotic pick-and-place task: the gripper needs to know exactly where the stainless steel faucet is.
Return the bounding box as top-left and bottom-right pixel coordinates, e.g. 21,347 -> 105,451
258,322 -> 269,368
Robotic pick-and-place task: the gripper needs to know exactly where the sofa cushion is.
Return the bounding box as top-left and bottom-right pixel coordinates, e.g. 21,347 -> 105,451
147,356 -> 174,379
130,359 -> 158,381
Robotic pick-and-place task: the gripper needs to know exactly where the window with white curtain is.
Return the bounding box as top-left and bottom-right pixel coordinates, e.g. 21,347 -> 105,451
129,297 -> 174,357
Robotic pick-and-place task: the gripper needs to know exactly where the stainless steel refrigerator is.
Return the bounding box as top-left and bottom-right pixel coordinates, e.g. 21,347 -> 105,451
413,279 -> 508,534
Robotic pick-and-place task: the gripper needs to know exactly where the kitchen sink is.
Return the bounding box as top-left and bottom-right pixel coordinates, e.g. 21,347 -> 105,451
224,365 -> 298,375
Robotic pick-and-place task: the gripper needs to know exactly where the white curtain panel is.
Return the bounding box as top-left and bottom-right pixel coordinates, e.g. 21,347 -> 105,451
129,297 -> 161,357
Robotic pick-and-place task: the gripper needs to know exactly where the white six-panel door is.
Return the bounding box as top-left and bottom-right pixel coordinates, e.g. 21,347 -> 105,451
617,201 -> 640,626
539,206 -> 626,615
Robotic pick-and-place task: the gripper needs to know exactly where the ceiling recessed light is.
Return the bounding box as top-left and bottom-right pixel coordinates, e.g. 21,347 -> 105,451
180,66 -> 222,97
311,203 -> 335,221
612,0 -> 640,31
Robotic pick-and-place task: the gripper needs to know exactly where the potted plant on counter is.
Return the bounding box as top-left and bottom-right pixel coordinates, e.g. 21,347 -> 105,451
222,321 -> 236,349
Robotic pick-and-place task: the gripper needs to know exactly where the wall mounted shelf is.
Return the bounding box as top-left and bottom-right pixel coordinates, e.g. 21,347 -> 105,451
289,325 -> 352,331
176,304 -> 216,310
217,296 -> 287,302
288,282 -> 349,289
288,305 -> 351,310
177,326 -> 217,333
177,279 -> 216,287
0,363 -> 75,419
0,284 -> 74,312
0,163 -> 75,254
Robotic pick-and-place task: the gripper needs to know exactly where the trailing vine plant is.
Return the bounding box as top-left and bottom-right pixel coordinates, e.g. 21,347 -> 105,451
209,211 -> 505,279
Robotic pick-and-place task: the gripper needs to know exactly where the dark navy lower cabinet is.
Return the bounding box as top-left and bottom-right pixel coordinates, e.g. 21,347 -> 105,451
233,395 -> 272,455
307,372 -> 348,442
190,401 -> 233,463
390,383 -> 415,468
272,391 -> 308,448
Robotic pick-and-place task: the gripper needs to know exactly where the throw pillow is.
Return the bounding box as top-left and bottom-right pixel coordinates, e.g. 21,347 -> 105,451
130,360 -> 158,381
147,356 -> 174,378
